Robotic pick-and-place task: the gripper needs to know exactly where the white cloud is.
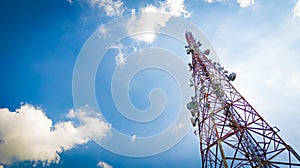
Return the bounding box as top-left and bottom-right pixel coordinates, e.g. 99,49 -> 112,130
67,0 -> 124,16
76,106 -> 111,142
171,122 -> 185,132
294,0 -> 300,18
204,0 -> 254,8
90,0 -> 124,17
67,0 -> 73,4
237,0 -> 254,8
110,42 -> 141,66
126,0 -> 190,44
0,104 -> 110,166
97,161 -> 113,168
97,24 -> 109,39
204,0 -> 225,3
111,43 -> 126,66
131,134 -> 136,142
66,109 -> 76,119
162,0 -> 191,17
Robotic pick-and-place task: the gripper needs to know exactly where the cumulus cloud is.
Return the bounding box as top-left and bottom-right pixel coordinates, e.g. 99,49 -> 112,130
77,106 -> 111,142
161,0 -> 190,17
204,0 -> 224,3
0,104 -> 111,166
237,0 -> 254,8
89,0 -> 124,17
126,0 -> 190,44
73,0 -> 124,17
204,0 -> 254,8
97,24 -> 109,39
111,43 -> 127,66
66,109 -> 76,119
97,161 -> 113,168
110,41 -> 141,66
294,0 -> 300,18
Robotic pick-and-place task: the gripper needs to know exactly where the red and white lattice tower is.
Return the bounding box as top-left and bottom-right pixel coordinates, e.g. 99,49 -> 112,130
185,31 -> 300,167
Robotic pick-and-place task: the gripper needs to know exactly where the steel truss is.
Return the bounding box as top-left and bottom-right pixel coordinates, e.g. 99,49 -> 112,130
185,31 -> 300,168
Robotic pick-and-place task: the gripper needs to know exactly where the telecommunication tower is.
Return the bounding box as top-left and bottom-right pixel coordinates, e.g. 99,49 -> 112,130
185,31 -> 300,167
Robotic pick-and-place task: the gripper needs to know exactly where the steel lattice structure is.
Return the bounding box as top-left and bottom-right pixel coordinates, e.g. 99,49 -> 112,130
185,31 -> 300,167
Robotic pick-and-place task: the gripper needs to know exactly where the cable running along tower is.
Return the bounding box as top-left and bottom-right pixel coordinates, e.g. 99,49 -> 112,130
185,31 -> 300,167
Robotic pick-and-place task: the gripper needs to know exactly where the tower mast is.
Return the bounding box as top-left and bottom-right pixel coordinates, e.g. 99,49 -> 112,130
185,31 -> 300,167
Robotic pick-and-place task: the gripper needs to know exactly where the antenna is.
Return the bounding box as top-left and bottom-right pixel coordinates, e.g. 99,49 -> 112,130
185,31 -> 300,167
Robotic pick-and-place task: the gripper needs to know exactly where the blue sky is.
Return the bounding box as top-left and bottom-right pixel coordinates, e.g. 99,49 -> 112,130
1,0 -> 300,167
